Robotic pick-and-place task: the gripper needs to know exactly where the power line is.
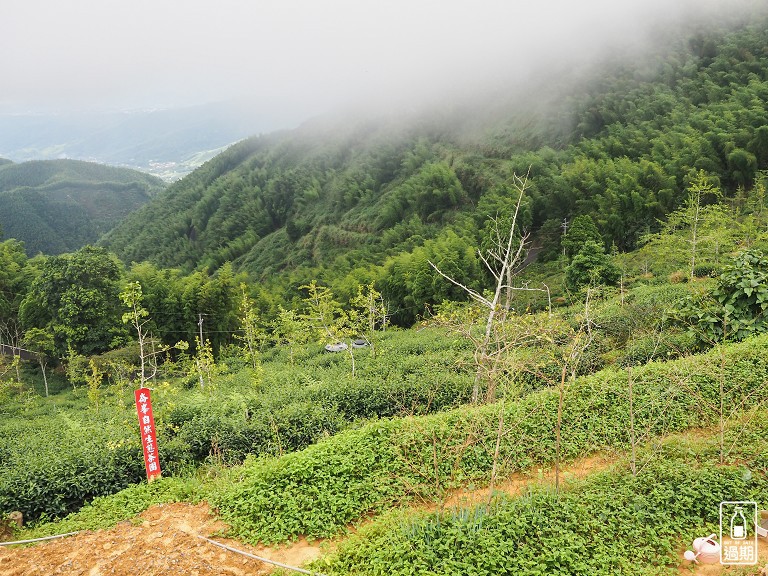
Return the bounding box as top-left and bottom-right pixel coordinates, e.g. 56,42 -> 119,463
198,536 -> 327,576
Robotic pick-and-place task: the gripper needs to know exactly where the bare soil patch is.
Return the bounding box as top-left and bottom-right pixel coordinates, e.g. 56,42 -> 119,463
0,502 -> 323,576
440,452 -> 614,510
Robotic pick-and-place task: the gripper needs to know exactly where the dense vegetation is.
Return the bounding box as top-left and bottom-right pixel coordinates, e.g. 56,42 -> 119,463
97,8 -> 768,325
0,327 -> 473,522
3,6 -> 768,574
315,438 -> 768,576
0,159 -> 164,255
211,334 -> 768,544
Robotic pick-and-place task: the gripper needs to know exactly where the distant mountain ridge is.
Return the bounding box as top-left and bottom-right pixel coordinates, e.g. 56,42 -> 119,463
0,159 -> 165,255
0,100 -> 295,181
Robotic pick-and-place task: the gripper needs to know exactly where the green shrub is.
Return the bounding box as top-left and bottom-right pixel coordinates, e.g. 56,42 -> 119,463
0,420 -> 145,522
619,329 -> 699,366
316,459 -> 768,576
692,263 -> 718,278
212,334 -> 768,544
168,397 -> 347,464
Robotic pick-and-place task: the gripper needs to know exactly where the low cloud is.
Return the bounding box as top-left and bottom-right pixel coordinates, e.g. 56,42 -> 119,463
0,0 -> 755,125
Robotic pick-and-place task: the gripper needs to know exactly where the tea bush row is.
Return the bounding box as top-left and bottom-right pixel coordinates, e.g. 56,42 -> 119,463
165,329 -> 474,464
318,414 -> 768,575
0,418 -> 145,522
212,333 -> 768,544
0,328 -> 473,522
315,457 -> 768,575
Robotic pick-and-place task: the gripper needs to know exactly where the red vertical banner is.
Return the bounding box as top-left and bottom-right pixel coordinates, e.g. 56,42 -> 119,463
134,387 -> 162,481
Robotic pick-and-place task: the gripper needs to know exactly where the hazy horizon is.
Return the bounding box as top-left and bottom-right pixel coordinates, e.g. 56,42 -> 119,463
2,0 -> 756,130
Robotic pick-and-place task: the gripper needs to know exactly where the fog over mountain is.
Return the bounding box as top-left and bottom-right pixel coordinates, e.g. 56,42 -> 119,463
0,0 -> 757,178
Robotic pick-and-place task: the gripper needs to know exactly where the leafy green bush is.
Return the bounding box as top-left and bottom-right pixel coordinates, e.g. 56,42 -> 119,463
212,334 -> 768,544
211,420 -> 404,543
619,329 -> 698,366
0,419 -> 145,522
692,263 -> 718,278
166,393 -> 348,464
315,458 -> 768,576
674,250 -> 768,343
590,283 -> 693,345
564,241 -> 620,294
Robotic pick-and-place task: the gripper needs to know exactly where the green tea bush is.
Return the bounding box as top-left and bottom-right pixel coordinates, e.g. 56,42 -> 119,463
590,283 -> 694,347
172,411 -> 254,463
0,419 -> 145,522
213,334 -> 768,544
713,406 -> 768,475
268,400 -> 347,450
316,459 -> 768,576
307,363 -> 473,419
692,263 -> 719,278
212,420 -> 404,543
167,398 -> 347,464
163,328 -> 473,465
619,329 -> 699,366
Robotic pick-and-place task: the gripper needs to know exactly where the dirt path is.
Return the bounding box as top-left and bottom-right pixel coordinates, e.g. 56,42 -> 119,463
0,502 -> 322,576
441,452 -> 613,510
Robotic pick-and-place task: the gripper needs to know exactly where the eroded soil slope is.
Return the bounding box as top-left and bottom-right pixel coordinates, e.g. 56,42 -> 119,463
0,502 -> 323,576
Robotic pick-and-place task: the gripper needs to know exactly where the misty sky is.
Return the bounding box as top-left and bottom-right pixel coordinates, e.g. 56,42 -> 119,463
0,0 -> 746,126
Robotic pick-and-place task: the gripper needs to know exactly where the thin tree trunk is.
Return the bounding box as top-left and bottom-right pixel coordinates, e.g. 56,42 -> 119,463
719,317 -> 727,464
690,191 -> 701,281
487,406 -> 504,506
39,359 -> 49,397
138,324 -> 146,387
348,347 -> 356,377
555,363 -> 568,492
628,367 -> 636,475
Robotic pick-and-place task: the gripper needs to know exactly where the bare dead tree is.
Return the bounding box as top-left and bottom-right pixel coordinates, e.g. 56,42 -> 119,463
429,170 -> 534,403
0,320 -> 24,384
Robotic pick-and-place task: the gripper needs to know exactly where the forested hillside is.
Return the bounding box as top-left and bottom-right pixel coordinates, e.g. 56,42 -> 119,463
0,159 -> 165,255
5,7 -> 768,573
100,8 -> 768,324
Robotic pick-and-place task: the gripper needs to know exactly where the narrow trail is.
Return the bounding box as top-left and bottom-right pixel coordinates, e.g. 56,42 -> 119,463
1,451 -> 766,575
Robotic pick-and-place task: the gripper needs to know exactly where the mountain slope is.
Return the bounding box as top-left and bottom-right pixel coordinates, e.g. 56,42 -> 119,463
101,8 -> 768,317
0,159 -> 165,255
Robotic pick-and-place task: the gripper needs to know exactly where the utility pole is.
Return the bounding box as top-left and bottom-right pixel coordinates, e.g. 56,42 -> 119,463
196,313 -> 206,389
561,218 -> 569,258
